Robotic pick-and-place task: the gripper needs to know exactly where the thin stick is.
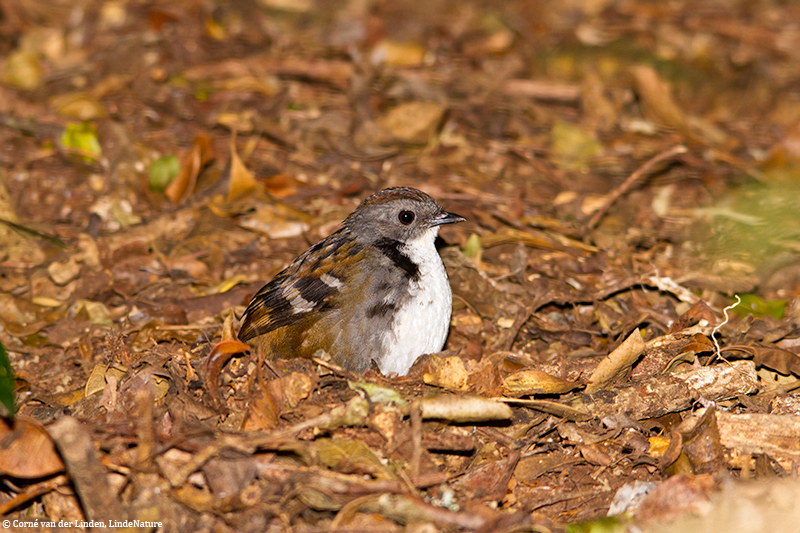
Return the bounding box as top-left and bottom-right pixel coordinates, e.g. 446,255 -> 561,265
410,401 -> 422,480
587,145 -> 687,230
503,306 -> 534,351
0,475 -> 69,515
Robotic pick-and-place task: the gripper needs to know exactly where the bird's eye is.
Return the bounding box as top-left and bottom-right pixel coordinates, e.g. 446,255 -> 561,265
398,210 -> 415,225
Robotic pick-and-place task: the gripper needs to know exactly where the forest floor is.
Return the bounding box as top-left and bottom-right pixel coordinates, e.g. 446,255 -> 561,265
3,0 -> 800,531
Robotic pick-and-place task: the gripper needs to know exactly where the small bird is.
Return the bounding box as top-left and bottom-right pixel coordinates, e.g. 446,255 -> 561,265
238,187 -> 465,375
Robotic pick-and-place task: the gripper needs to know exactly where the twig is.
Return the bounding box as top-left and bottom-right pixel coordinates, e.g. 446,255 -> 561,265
587,145 -> 687,230
503,306 -> 534,351
410,401 -> 422,480
0,475 -> 69,515
504,79 -> 582,102
48,417 -> 125,526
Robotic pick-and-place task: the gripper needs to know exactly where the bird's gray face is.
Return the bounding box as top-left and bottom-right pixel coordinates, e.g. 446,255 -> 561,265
349,197 -> 444,244
344,187 -> 465,246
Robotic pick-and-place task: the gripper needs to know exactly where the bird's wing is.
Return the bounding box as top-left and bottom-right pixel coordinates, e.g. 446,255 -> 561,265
238,229 -> 360,341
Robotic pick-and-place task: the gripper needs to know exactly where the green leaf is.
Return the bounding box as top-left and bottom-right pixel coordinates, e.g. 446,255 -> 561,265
462,233 -> 482,259
150,154 -> 180,192
566,515 -> 629,533
551,119 -> 602,171
60,122 -> 102,162
0,341 -> 16,418
348,381 -> 406,405
731,294 -> 786,319
194,84 -> 211,102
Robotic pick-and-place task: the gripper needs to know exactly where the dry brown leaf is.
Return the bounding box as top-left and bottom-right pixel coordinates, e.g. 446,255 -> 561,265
221,308 -> 237,341
666,406 -> 724,475
227,132 -> 259,203
423,354 -> 470,390
263,173 -> 301,199
450,450 -> 520,500
503,368 -> 582,396
0,418 -> 64,478
316,438 -> 392,478
47,257 -> 81,285
581,70 -> 617,133
205,339 -> 250,409
682,333 -> 717,355
376,101 -> 445,144
282,371 -> 313,408
165,134 -> 214,205
465,359 -> 504,397
630,68 -> 728,147
243,383 -> 279,431
85,363 -> 108,397
216,111 -> 256,133
586,328 -> 646,393
370,40 -> 427,67
237,203 -> 309,239
48,91 -> 107,120
752,345 -> 800,376
630,65 -> 689,133
51,388 -> 85,406
1,49 -> 43,90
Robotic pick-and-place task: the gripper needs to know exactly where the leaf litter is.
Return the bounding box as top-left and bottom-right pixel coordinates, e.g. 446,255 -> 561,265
2,0 -> 800,531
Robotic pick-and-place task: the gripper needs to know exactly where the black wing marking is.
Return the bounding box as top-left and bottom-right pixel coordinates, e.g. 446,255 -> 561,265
238,230 -> 354,341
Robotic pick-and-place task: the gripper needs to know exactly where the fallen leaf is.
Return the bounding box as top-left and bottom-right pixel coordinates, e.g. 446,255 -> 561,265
630,65 -> 689,133
503,368 -> 582,396
586,328 -> 646,393
370,40 -> 427,67
243,381 -> 279,431
316,438 -> 392,478
205,338 -> 250,408
0,418 -> 64,478
376,101 -> 445,145
1,49 -> 43,90
49,92 -> 107,120
47,257 -> 81,286
263,173 -> 301,199
165,134 -> 214,205
60,122 -> 102,162
462,233 -> 482,259
238,203 -> 309,239
550,119 -> 602,170
423,354 -> 470,390
85,363 -> 108,397
282,371 -> 313,408
149,154 -> 180,192
752,345 -> 800,376
349,381 -> 406,405
227,132 -> 259,202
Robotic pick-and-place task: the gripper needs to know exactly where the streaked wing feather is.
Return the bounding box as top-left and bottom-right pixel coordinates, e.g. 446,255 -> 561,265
238,229 -> 357,342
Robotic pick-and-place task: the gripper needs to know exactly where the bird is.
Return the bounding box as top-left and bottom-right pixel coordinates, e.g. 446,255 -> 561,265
238,186 -> 465,375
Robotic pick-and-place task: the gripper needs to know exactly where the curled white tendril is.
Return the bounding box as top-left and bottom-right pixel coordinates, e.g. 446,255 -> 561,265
712,294 -> 741,364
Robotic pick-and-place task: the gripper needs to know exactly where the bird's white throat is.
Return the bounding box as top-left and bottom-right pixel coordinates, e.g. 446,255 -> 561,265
377,227 -> 452,375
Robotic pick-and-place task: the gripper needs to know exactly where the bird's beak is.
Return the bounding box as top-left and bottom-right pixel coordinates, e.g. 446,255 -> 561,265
430,211 -> 466,227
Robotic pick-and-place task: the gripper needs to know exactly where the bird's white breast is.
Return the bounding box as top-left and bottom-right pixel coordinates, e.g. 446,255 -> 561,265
377,228 -> 452,376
